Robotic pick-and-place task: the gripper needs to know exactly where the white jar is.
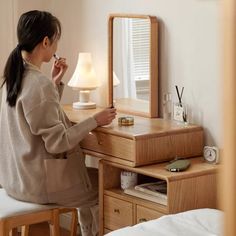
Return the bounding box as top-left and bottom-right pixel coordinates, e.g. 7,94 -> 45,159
120,171 -> 138,190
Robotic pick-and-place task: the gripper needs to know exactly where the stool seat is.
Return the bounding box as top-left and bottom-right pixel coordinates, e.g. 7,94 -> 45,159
0,188 -> 78,236
0,189 -> 57,218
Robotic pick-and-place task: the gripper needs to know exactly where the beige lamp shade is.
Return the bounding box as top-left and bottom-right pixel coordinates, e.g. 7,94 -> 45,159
68,53 -> 100,109
68,53 -> 100,90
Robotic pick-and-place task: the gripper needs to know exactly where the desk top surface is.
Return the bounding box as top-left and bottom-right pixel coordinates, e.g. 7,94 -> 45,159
62,105 -> 203,139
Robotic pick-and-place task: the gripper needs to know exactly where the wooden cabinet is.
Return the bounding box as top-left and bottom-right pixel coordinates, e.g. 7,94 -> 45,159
104,195 -> 133,230
62,105 -> 218,236
99,158 -> 218,235
136,205 -> 164,223
103,195 -> 164,229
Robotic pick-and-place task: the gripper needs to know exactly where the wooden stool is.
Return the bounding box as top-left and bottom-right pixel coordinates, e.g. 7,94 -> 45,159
0,189 -> 78,236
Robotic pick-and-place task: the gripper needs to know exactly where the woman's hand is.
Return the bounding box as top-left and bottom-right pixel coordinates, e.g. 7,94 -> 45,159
51,57 -> 68,85
93,108 -> 117,126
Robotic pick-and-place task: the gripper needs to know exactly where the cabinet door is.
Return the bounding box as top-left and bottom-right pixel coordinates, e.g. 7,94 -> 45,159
136,205 -> 164,224
104,195 -> 133,230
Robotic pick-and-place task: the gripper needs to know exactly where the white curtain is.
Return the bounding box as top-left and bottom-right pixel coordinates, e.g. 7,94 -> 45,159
121,19 -> 137,99
113,18 -> 137,100
114,18 -> 150,100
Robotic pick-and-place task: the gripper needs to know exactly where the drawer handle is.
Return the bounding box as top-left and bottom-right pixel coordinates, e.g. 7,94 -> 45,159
114,209 -> 120,214
139,218 -> 147,223
89,132 -> 103,145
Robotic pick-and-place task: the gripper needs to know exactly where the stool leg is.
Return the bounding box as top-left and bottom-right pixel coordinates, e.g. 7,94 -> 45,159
9,228 -> 18,236
21,225 -> 29,236
50,223 -> 60,236
50,209 -> 60,236
70,209 -> 78,236
0,220 -> 9,236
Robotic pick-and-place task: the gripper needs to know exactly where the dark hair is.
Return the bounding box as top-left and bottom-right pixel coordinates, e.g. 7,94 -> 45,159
1,10 -> 61,107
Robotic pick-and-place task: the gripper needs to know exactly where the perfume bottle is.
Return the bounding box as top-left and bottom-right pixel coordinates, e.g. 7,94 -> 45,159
163,93 -> 172,120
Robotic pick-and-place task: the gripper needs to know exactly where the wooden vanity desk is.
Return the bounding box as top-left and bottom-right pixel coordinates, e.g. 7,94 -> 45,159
63,104 -> 204,167
63,105 -> 219,235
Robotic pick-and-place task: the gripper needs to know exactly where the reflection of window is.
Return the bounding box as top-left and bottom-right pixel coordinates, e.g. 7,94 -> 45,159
130,19 -> 150,82
113,18 -> 150,101
130,19 -> 150,100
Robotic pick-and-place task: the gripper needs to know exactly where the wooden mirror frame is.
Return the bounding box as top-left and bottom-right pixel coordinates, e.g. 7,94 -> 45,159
108,14 -> 159,117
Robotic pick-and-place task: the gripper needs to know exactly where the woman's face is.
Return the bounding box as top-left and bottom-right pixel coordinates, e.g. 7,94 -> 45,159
44,36 -> 59,62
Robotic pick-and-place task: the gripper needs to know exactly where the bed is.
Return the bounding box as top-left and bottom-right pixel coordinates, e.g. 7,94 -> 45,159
105,208 -> 223,236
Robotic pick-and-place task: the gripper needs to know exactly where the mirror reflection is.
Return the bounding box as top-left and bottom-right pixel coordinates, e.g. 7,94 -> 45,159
109,14 -> 158,117
113,18 -> 151,114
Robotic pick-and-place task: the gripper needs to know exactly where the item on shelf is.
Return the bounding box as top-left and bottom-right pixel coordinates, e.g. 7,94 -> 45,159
166,159 -> 191,172
163,93 -> 172,120
173,102 -> 187,123
173,85 -> 187,123
134,181 -> 167,199
120,171 -> 138,190
203,146 -> 220,164
124,187 -> 167,206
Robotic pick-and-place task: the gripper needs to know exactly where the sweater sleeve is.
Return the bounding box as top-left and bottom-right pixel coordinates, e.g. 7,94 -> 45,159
25,100 -> 97,154
54,82 -> 64,100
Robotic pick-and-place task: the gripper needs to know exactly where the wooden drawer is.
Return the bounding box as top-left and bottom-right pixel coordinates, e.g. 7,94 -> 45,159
104,195 -> 133,230
136,205 -> 164,224
81,131 -> 135,162
81,129 -> 203,167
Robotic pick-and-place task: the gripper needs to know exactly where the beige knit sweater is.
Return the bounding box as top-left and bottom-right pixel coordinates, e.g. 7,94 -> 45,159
0,64 -> 97,204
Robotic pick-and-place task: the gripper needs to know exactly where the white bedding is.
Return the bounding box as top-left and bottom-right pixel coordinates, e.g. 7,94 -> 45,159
105,208 -> 223,236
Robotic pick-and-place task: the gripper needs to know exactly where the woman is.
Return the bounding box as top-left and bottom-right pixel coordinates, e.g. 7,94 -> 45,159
0,10 -> 116,235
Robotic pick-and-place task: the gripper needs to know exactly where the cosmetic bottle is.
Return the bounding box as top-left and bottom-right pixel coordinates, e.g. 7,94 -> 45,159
163,93 -> 172,120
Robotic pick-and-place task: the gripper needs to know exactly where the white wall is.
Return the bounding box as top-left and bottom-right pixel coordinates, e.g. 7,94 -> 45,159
0,0 -> 14,104
78,0 -> 222,147
0,0 -> 52,104
0,0 -> 222,147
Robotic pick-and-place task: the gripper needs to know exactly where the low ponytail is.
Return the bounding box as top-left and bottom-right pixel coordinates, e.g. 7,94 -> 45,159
1,45 -> 25,107
1,10 -> 61,107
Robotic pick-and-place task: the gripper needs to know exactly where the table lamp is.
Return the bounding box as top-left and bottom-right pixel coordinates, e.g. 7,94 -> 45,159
68,53 -> 100,109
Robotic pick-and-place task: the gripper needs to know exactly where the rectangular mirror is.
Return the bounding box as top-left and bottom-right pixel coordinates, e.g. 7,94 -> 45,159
108,14 -> 158,117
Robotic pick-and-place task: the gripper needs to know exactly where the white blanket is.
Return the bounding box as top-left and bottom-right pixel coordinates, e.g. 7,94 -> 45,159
105,208 -> 223,236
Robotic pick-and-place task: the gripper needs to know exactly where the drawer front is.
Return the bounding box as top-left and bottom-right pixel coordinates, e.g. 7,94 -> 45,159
104,195 -> 133,230
81,131 -> 135,161
136,205 -> 164,224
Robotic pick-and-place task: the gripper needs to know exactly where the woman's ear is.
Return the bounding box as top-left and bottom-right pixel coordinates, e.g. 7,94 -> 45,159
42,36 -> 50,48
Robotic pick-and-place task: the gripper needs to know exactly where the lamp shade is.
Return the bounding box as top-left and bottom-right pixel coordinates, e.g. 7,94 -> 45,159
68,53 -> 100,90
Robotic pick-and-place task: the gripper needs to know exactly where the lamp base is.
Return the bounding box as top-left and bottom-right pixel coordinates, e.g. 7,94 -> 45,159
73,101 -> 96,109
